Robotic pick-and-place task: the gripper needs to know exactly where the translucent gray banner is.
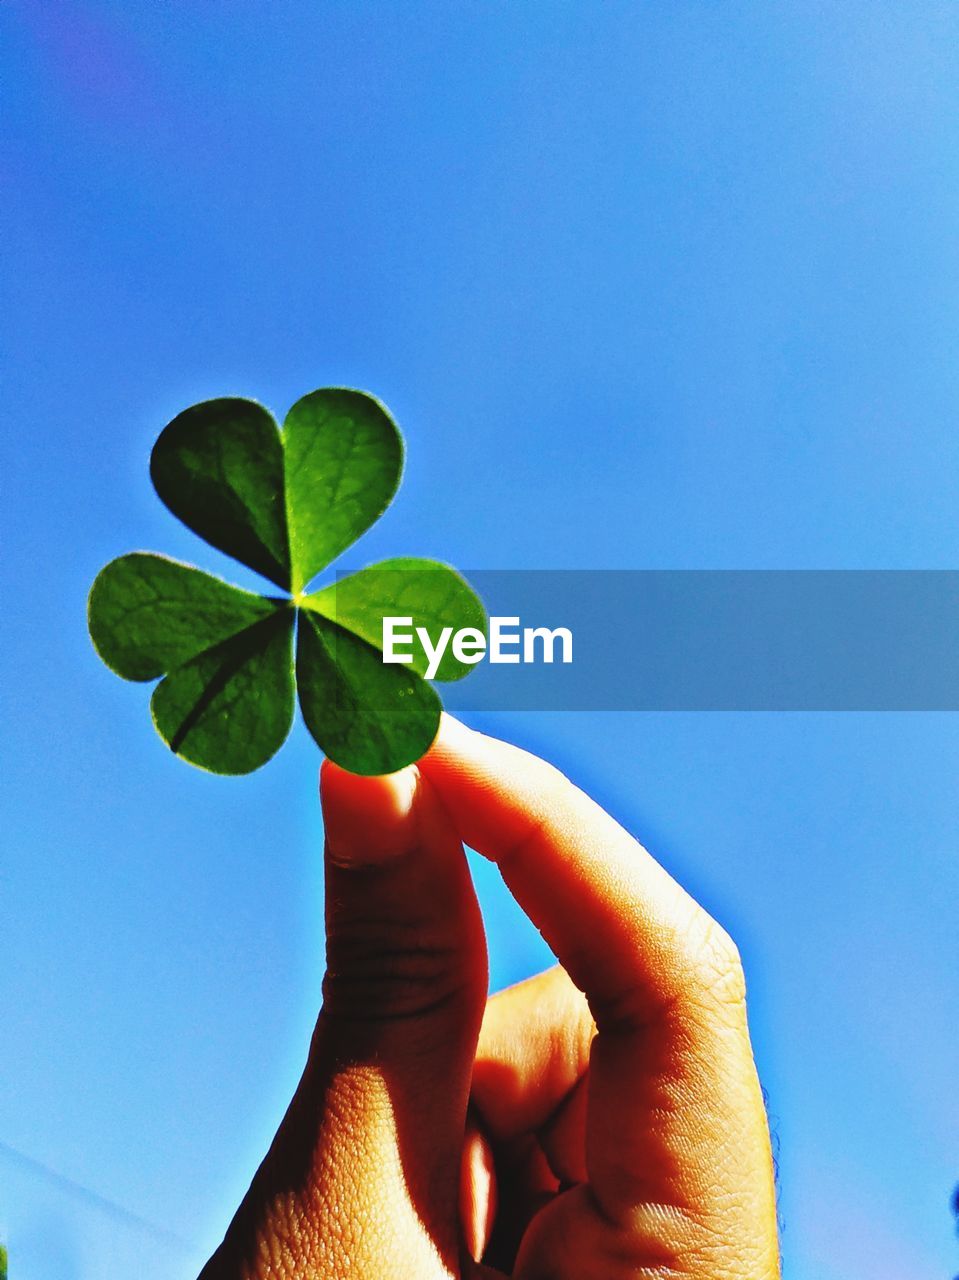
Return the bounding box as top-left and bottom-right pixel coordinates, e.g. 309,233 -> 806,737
423,571 -> 959,711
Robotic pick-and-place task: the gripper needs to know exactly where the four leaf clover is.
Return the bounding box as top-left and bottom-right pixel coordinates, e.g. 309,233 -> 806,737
88,388 -> 485,776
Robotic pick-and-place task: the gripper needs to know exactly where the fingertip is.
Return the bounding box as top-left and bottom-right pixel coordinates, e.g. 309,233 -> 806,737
427,712 -> 477,756
320,760 -> 421,866
424,714 -> 498,782
422,715 -> 560,849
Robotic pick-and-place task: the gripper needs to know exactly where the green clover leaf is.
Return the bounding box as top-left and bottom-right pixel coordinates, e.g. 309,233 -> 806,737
88,388 -> 485,776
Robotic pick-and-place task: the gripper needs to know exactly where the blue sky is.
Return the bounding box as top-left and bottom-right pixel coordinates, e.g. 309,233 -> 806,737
2,2 -> 958,1276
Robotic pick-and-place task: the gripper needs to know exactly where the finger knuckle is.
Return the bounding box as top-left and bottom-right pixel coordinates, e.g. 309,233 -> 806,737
686,914 -> 746,1010
323,924 -> 480,1024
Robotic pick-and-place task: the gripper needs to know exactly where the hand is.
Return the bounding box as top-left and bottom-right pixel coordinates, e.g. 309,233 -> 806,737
199,717 -> 780,1278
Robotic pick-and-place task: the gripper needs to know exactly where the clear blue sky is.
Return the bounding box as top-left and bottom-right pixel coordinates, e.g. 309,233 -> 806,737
2,3 -> 958,1276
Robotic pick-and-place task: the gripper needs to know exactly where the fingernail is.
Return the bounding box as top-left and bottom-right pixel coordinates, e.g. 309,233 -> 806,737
320,762 -> 420,867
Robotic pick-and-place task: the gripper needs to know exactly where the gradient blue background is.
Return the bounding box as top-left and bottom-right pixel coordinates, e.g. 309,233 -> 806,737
2,3 -> 958,1276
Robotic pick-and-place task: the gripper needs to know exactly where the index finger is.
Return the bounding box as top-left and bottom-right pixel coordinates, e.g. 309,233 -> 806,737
421,716 -> 779,1273
422,715 -> 740,1028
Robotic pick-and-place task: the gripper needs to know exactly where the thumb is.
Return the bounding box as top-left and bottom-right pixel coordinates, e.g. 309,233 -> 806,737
320,759 -> 488,1037
315,760 -> 488,1273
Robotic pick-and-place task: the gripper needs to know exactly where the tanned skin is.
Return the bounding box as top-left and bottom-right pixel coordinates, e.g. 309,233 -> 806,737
200,716 -> 780,1280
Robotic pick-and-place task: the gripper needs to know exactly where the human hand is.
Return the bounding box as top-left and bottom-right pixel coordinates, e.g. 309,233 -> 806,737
199,717 -> 779,1278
